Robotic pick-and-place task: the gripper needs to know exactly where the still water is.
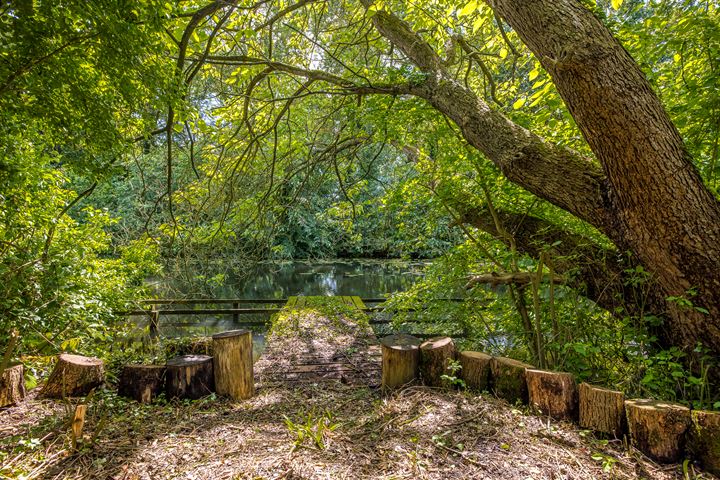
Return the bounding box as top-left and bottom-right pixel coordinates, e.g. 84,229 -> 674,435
145,260 -> 427,351
156,259 -> 426,299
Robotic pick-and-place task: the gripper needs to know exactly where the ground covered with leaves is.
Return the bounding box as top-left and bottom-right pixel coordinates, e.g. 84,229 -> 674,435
3,383 -> 707,479
1,302 -> 714,479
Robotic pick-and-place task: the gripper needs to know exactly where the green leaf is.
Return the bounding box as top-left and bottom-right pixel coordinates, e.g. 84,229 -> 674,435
499,47 -> 508,59
459,1 -> 477,17
512,98 -> 525,110
611,0 -> 623,9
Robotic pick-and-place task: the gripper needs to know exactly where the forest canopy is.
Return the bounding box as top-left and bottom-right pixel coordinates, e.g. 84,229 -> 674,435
1,0 -> 719,405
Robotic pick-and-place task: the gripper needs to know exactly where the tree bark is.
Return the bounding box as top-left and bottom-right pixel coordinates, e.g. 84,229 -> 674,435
625,399 -> 691,463
41,354 -> 104,399
578,383 -> 626,438
689,410 -> 720,476
526,369 -> 578,420
118,365 -> 166,403
459,351 -> 492,391
166,355 -> 215,399
212,329 -> 254,400
419,336 -> 456,388
381,334 -> 421,389
490,356 -> 533,404
0,364 -> 25,407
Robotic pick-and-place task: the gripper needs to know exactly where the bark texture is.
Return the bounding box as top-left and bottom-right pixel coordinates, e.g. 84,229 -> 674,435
579,383 -> 626,437
0,364 -> 25,407
381,334 -> 421,389
419,337 -> 456,388
41,354 -> 104,399
212,329 -> 254,400
625,399 -> 691,463
490,356 -> 533,404
166,355 -> 215,399
525,369 -> 578,420
118,365 -> 166,403
689,410 -> 720,476
459,351 -> 492,391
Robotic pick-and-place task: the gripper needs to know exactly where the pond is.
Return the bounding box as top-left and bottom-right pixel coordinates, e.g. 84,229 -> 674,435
153,259 -> 427,299
137,259 -> 428,358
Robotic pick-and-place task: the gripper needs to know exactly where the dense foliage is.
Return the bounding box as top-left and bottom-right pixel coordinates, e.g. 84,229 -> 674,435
1,0 -> 719,407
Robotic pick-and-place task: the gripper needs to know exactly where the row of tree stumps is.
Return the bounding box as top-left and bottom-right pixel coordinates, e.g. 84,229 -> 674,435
380,334 -> 720,475
119,329 -> 255,402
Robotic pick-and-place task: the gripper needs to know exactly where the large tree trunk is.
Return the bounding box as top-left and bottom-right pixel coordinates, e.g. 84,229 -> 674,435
488,0 -> 720,357
362,0 -> 720,359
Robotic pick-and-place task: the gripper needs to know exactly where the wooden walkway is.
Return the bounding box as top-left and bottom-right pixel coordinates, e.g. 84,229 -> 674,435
255,296 -> 382,387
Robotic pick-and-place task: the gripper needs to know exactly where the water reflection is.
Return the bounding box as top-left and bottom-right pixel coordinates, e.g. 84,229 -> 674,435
159,259 -> 425,299
142,260 -> 426,345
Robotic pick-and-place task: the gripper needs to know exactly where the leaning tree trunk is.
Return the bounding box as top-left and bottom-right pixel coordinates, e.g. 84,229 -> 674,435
362,0 -> 720,360
489,0 -> 720,358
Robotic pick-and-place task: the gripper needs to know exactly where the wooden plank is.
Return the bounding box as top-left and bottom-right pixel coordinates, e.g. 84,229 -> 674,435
162,321 -> 268,328
351,296 -> 366,310
125,308 -> 281,316
286,296 -> 298,308
140,298 -> 287,305
342,296 -> 354,307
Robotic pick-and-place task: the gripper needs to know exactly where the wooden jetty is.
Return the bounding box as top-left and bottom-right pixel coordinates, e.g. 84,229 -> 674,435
254,296 -> 382,387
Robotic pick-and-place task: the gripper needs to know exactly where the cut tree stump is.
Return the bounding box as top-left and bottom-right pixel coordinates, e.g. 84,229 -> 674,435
459,351 -> 492,391
117,365 -> 166,403
166,355 -> 214,399
212,329 -> 254,400
688,410 -> 720,476
0,364 -> 26,407
490,357 -> 533,404
625,399 -> 691,463
419,336 -> 456,388
381,334 -> 421,390
579,383 -> 626,437
41,354 -> 104,399
526,369 -> 578,420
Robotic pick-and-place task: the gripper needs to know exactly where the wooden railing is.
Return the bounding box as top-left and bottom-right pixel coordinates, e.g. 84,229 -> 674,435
121,297 -> 467,337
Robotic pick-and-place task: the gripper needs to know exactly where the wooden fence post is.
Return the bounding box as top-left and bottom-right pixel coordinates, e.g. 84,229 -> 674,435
149,306 -> 159,338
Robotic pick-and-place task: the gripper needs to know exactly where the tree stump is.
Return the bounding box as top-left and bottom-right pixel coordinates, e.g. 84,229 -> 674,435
117,365 -> 166,403
381,334 -> 421,390
0,364 -> 26,407
490,356 -> 533,404
526,369 -> 578,420
166,355 -> 214,399
212,329 -> 254,400
419,336 -> 456,388
625,399 -> 691,463
688,410 -> 720,476
579,383 -> 626,437
459,351 -> 492,391
41,354 -> 104,398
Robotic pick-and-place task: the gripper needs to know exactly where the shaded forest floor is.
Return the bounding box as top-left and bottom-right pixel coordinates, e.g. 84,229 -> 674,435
1,383 -> 704,479
1,305 -> 715,479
